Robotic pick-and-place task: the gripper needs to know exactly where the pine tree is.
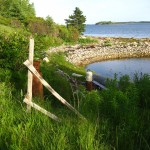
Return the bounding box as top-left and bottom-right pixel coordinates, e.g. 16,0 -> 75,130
65,7 -> 86,34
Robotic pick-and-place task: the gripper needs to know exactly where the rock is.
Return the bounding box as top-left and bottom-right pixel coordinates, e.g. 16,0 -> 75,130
47,37 -> 150,65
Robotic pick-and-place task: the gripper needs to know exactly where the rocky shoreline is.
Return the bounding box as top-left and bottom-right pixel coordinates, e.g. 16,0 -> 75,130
47,37 -> 150,66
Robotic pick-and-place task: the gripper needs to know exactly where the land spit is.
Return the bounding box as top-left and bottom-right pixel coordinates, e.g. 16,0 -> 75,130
47,37 -> 150,66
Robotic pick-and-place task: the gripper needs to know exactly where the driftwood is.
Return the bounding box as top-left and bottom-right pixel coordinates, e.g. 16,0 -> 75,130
24,97 -> 60,122
92,80 -> 107,90
23,60 -> 86,120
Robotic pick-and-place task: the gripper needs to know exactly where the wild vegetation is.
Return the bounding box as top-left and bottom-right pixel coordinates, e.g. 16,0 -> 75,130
1,53 -> 150,149
0,1 -> 150,150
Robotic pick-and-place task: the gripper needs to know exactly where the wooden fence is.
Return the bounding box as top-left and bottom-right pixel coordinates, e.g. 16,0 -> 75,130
23,38 -> 85,122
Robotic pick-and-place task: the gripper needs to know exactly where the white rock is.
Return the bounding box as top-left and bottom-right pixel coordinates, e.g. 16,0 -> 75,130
43,57 -> 49,63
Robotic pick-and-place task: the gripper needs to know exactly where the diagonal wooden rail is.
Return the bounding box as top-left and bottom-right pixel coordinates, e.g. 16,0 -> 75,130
23,60 -> 86,120
24,97 -> 61,122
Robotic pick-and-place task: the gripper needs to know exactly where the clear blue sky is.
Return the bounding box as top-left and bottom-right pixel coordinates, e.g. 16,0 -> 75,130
30,0 -> 150,24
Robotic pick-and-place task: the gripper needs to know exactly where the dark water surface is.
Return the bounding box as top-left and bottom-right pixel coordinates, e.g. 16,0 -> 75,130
84,23 -> 150,38
85,58 -> 150,79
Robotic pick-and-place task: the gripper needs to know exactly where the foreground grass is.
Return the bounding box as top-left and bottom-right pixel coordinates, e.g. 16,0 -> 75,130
0,54 -> 150,150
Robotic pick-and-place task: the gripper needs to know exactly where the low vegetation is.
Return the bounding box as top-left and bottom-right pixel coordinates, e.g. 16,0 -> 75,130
1,52 -> 150,149
0,1 -> 150,149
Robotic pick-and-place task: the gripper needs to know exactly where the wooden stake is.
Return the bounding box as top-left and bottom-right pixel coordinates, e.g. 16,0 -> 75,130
27,38 -> 34,112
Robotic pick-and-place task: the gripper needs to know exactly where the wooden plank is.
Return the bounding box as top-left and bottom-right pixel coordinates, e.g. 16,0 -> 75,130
24,97 -> 60,122
23,60 -> 86,120
27,38 -> 34,112
92,80 -> 107,90
72,73 -> 83,77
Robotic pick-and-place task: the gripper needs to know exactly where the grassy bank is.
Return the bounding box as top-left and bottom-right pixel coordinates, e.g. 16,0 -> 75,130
1,4 -> 150,148
0,53 -> 150,150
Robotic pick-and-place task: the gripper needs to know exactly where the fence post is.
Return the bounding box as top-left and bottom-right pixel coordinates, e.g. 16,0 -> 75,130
86,70 -> 93,91
32,60 -> 43,99
27,37 -> 34,112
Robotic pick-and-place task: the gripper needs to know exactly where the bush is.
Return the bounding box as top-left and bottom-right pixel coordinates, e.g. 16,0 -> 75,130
0,32 -> 29,92
58,25 -> 79,43
0,15 -> 11,25
34,35 -> 63,59
0,32 -> 28,71
68,27 -> 79,42
26,17 -> 50,35
134,74 -> 150,108
10,18 -> 23,28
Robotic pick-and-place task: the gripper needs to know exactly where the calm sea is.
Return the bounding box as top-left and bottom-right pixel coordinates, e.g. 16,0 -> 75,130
84,23 -> 150,38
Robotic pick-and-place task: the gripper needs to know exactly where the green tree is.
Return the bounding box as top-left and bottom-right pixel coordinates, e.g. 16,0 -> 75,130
0,0 -> 35,20
45,15 -> 58,36
65,7 -> 86,34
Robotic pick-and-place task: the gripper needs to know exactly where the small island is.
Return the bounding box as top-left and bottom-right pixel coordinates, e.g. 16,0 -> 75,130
95,21 -> 150,25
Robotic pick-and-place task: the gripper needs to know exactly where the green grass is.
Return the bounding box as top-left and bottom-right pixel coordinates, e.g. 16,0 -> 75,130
3,15 -> 150,150
0,24 -> 16,34
0,24 -> 28,35
78,37 -> 98,45
103,40 -> 112,47
0,48 -> 150,150
0,82 -> 108,150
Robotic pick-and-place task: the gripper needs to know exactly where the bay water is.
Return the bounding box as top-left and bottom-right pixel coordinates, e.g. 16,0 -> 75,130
85,58 -> 150,80
84,23 -> 150,38
84,23 -> 150,79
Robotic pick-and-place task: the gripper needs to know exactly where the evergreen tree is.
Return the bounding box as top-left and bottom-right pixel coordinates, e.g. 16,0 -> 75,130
65,7 -> 86,34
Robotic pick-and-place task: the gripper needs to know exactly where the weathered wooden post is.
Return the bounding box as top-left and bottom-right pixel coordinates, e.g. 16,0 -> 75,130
27,37 -> 34,112
32,60 -> 43,99
86,70 -> 93,91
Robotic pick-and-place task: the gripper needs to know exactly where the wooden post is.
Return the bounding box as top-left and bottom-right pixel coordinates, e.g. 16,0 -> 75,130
27,37 -> 34,112
86,70 -> 93,91
32,60 -> 43,99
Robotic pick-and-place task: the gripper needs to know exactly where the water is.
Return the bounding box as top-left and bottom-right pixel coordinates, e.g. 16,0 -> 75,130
84,23 -> 150,38
85,58 -> 150,80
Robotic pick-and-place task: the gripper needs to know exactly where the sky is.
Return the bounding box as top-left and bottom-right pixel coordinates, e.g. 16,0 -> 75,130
29,0 -> 150,24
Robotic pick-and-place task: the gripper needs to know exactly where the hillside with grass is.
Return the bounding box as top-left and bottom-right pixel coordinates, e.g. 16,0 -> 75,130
0,1 -> 150,150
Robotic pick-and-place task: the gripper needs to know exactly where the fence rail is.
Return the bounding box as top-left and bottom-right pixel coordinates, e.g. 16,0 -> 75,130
24,97 -> 60,122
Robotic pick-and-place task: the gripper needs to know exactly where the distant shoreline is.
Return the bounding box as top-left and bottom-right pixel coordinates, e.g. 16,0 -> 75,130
95,21 -> 150,25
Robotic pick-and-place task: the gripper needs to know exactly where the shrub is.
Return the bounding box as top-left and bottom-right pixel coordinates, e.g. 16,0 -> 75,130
0,32 -> 29,92
58,25 -> 79,43
0,32 -> 28,71
68,26 -> 79,42
26,17 -> 50,35
34,35 -> 63,59
58,25 -> 70,42
10,18 -> 23,28
134,74 -> 150,108
0,15 -> 11,25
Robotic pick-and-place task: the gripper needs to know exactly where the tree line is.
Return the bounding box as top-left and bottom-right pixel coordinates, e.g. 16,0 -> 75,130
0,0 -> 86,35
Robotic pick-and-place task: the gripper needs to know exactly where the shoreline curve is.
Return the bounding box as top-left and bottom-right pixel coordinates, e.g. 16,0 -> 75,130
48,37 -> 150,66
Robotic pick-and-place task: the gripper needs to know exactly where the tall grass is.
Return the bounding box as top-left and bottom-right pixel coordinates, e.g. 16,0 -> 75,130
0,54 -> 150,150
